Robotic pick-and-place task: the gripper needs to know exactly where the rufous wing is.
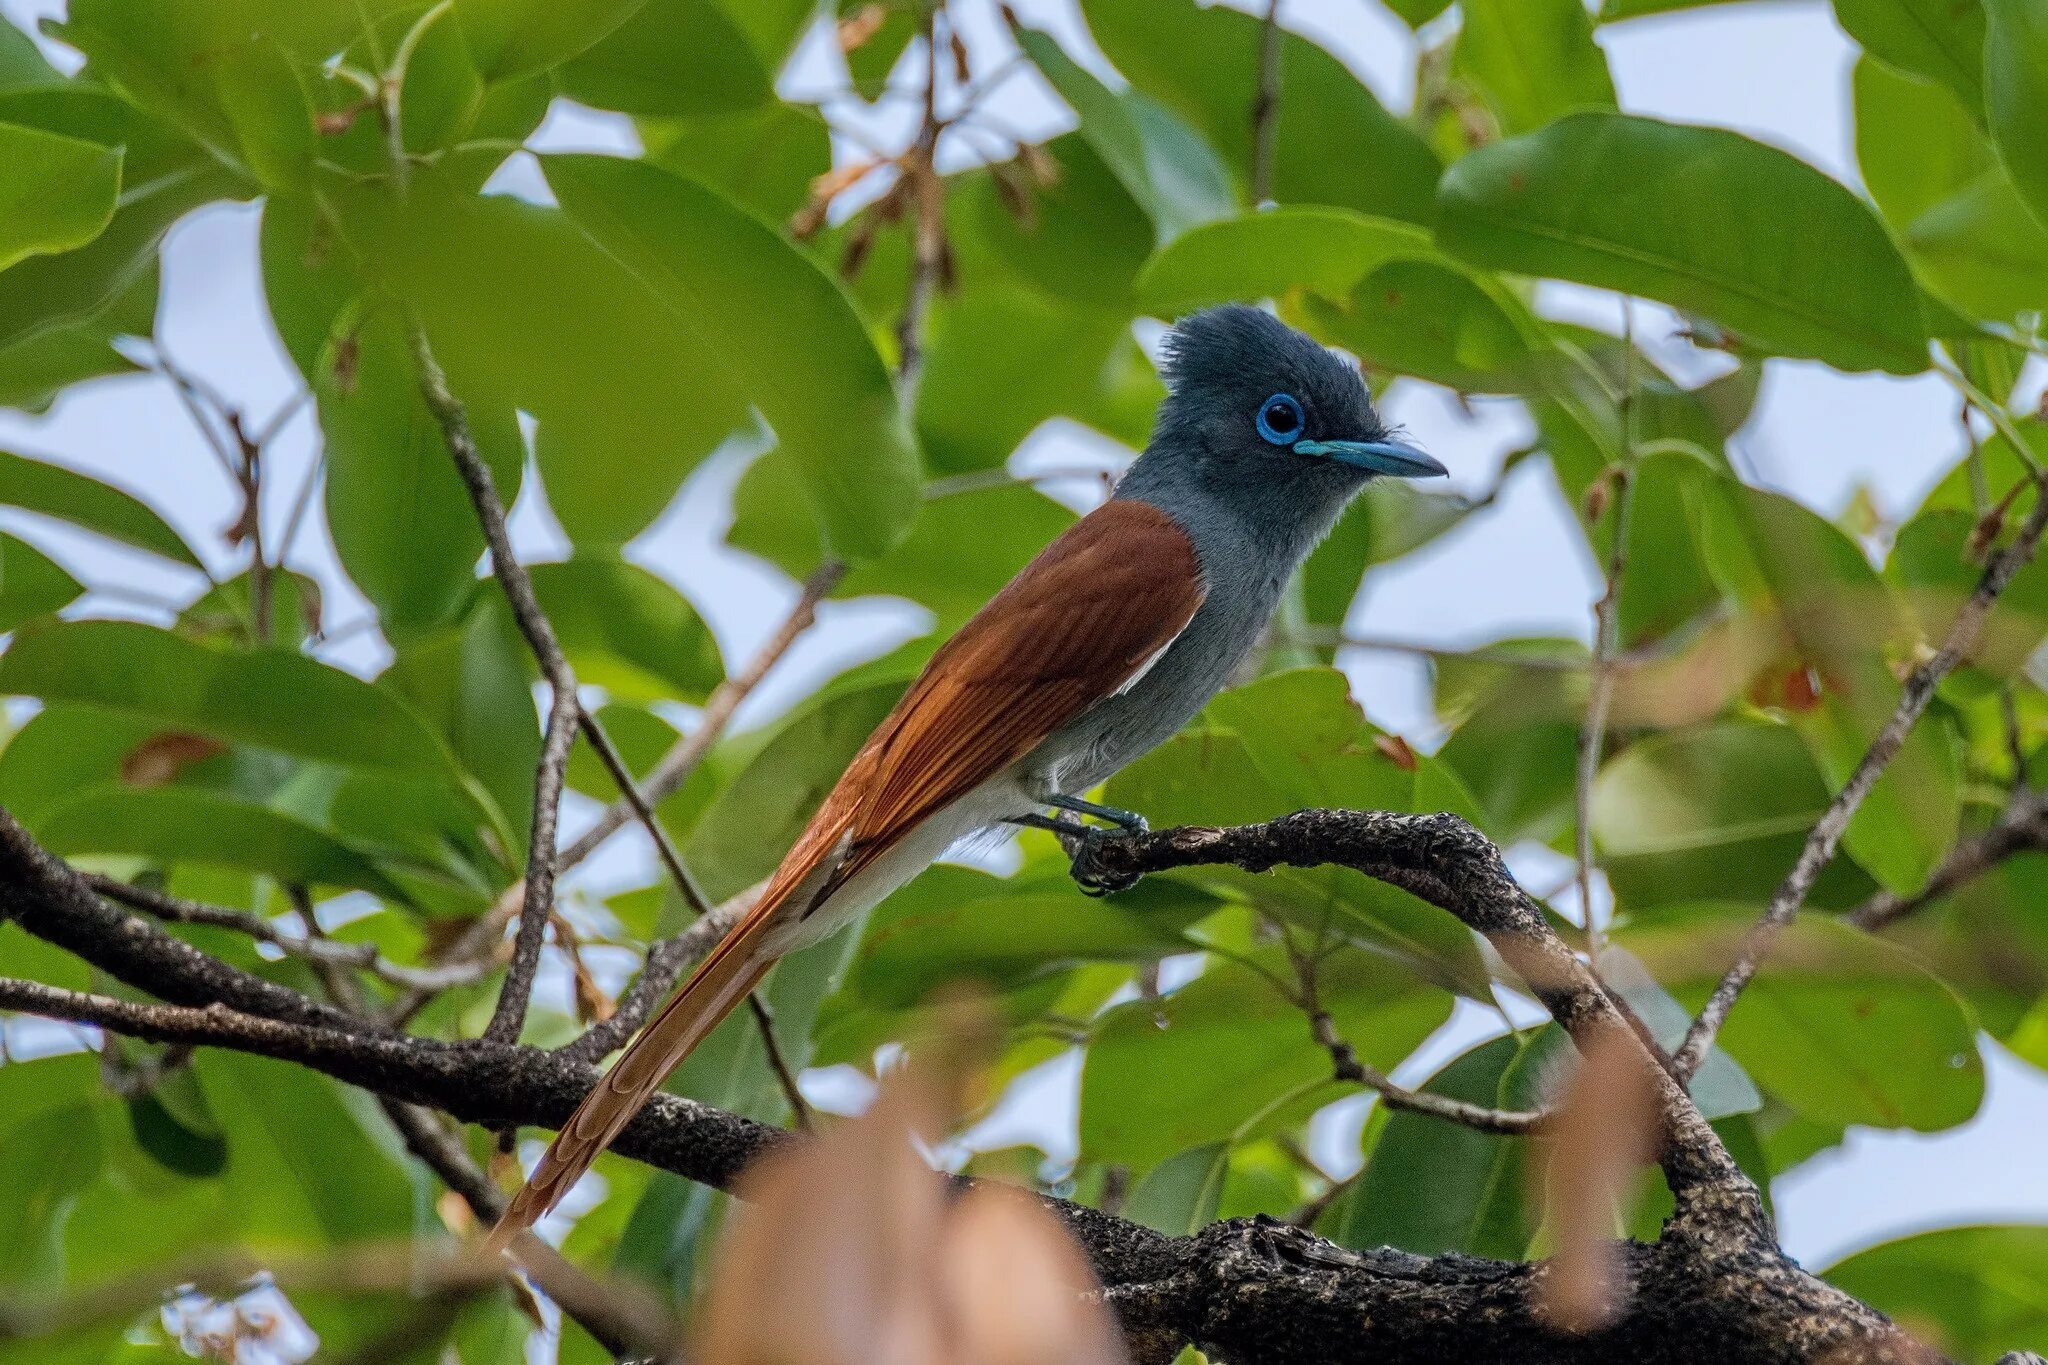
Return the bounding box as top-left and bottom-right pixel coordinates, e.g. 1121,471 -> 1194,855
486,498 -> 1205,1252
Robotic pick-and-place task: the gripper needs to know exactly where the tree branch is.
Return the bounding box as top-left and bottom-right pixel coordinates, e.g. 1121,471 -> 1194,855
1847,785 -> 2048,932
1250,0 -> 1284,204
1674,480 -> 2048,1077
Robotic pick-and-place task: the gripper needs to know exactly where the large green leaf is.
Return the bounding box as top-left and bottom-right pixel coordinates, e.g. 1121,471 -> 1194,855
0,257 -> 155,414
1123,1142 -> 1229,1236
315,312 -> 525,639
1453,0 -> 1617,137
544,154 -> 921,562
0,450 -> 200,567
1822,1225 -> 2048,1361
1014,26 -> 1234,244
1854,58 -> 2048,321
642,102 -> 832,223
1623,906 -> 1983,1131
1984,0 -> 2048,232
1079,0 -> 1442,224
0,533 -> 82,631
1079,945 -> 1452,1169
1593,720 -> 1876,910
1134,207 -> 1443,318
455,0 -> 649,81
1834,0 -> 1985,108
525,556 -> 724,704
0,619 -> 457,777
560,0 -> 773,117
1322,1033 -> 1549,1257
1436,112 -> 1930,373
33,786 -> 410,898
0,123 -> 120,272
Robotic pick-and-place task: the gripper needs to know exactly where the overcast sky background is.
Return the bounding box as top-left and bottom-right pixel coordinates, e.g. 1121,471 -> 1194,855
1,0 -> 2043,1276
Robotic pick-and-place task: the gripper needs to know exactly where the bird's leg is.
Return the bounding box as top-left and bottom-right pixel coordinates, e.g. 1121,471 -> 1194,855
1046,792 -> 1150,835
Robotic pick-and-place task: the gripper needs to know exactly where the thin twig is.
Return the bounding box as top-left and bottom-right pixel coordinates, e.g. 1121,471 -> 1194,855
1250,0 -> 1284,204
1846,787 -> 2048,932
412,323 -> 578,1048
894,1 -> 946,393
1577,465 -> 1634,960
1673,477 -> 2048,1077
746,994 -> 813,1132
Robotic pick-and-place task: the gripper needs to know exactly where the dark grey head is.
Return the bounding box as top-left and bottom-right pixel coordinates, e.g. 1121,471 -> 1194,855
1145,304 -> 1443,489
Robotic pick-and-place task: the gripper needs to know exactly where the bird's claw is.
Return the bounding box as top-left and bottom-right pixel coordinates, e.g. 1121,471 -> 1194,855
1069,826 -> 1142,898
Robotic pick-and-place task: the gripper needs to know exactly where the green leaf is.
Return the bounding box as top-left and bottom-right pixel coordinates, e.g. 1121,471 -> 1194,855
0,122 -> 120,272
1835,0 -> 1985,110
0,256 -> 154,413
837,482 -> 1076,631
0,1099 -> 102,1290
0,532 -> 81,630
1598,0 -> 1752,16
1079,0 -> 1443,224
0,618 -> 458,777
1855,58 -> 2048,321
1984,0 -> 2048,232
1453,0 -> 1617,137
1890,508 -> 2048,679
1436,112 -> 1930,373
1135,207 -> 1443,318
455,0 -> 649,81
1324,1033 -> 1551,1257
316,312 -> 524,639
1593,720 -> 1876,910
642,102 -> 832,223
1301,257 -> 1553,392
846,863 -> 1213,1007
1624,905 -> 1984,1130
560,0 -> 773,117
525,556 -> 724,704
1124,1142 -> 1228,1236
0,449 -> 200,567
1822,1225 -> 2048,1361
1079,946 -> 1451,1169
684,680 -> 906,901
544,154 -> 921,561
34,785 -> 410,897
1014,26 -> 1234,244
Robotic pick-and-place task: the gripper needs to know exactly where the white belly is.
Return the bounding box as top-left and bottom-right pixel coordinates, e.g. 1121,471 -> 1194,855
759,771 -> 1038,958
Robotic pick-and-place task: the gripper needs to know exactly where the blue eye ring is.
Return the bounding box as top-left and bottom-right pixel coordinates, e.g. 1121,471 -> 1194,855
1255,392 -> 1305,445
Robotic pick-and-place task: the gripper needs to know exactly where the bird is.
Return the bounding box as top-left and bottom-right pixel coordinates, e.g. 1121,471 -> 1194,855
485,304 -> 1446,1251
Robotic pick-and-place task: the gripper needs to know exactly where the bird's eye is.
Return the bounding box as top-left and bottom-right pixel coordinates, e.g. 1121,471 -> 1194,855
1255,392 -> 1304,445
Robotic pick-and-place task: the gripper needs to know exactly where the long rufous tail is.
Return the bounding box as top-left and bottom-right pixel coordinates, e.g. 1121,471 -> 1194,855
483,919 -> 777,1253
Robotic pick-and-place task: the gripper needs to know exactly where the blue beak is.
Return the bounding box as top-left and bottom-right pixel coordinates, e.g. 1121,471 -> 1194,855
1293,438 -> 1447,479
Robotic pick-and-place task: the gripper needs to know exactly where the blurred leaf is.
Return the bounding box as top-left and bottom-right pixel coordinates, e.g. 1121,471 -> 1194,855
1301,478 -> 1485,630
0,450 -> 200,567
1136,207 -> 1443,318
1855,58 -> 2048,322
0,1100 -> 102,1291
526,556 -> 724,704
125,1070 -> 228,1179
1453,0 -> 1617,137
685,680 -> 906,901
1701,482 -> 1961,893
315,311 -> 524,639
1834,0 -> 1985,108
1596,944 -> 1762,1120
642,102 -> 832,223
1594,720 -> 1876,910
1822,1225 -> 2048,1361
1598,0 -> 1754,15
841,482 -> 1076,629
846,863 -> 1213,1007
1302,257 -> 1552,392
545,154 -> 921,561
1079,946 -> 1451,1169
1437,112 -> 1930,374
0,703 -> 160,823
455,0 -> 648,81
560,0 -> 772,116
0,123 -> 120,272
0,258 -> 155,413
1323,1032 -> 1553,1257
1984,0 -> 2048,232
0,532 -> 81,630
1891,507 -> 2048,678
34,785 -> 411,897
0,619 -> 459,777
1124,1142 -> 1227,1236
193,1051 -> 416,1243
1624,905 -> 1984,1130
1014,26 -> 1234,244
1080,0 -> 1442,224
951,133 -> 1155,307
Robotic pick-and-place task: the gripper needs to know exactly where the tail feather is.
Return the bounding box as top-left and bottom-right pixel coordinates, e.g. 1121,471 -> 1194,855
484,931 -> 775,1254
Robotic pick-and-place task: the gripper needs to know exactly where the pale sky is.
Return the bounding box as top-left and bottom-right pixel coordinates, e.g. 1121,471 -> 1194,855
0,0 -> 2042,1278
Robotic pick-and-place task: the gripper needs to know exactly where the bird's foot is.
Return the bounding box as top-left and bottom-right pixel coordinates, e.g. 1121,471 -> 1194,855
1047,792 -> 1150,836
1068,825 -> 1143,898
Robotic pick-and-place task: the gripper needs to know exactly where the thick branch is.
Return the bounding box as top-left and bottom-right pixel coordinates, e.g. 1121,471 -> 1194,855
1675,482 -> 2048,1076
